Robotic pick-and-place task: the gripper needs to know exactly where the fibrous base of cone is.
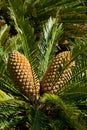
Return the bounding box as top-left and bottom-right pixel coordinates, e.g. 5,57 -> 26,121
41,51 -> 75,94
7,50 -> 40,101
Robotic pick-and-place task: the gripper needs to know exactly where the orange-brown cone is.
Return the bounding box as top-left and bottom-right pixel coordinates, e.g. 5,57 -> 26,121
7,50 -> 40,101
41,51 -> 75,94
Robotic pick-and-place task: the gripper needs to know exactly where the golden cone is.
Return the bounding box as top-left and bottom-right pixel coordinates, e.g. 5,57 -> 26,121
7,50 -> 40,101
41,51 -> 75,94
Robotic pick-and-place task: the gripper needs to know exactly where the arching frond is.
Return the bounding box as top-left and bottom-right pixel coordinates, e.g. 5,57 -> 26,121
58,38 -> 87,110
41,94 -> 87,130
29,106 -> 48,130
37,17 -> 63,79
8,0 -> 35,57
0,98 -> 30,129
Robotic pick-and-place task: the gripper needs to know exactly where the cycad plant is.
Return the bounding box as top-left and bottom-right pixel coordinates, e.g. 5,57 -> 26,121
0,0 -> 87,129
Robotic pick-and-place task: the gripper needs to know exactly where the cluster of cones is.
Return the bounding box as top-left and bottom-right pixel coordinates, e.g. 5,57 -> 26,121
7,50 -> 75,102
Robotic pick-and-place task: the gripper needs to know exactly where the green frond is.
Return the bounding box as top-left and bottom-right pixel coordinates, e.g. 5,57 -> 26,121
8,0 -> 35,57
0,98 -> 29,129
0,89 -> 29,129
38,17 -> 63,79
41,94 -> 87,130
30,0 -> 87,39
29,106 -> 48,130
0,86 -> 29,129
57,38 -> 87,112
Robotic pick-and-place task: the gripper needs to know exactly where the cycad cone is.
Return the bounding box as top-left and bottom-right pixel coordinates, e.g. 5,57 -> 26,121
41,51 -> 75,94
7,50 -> 40,101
